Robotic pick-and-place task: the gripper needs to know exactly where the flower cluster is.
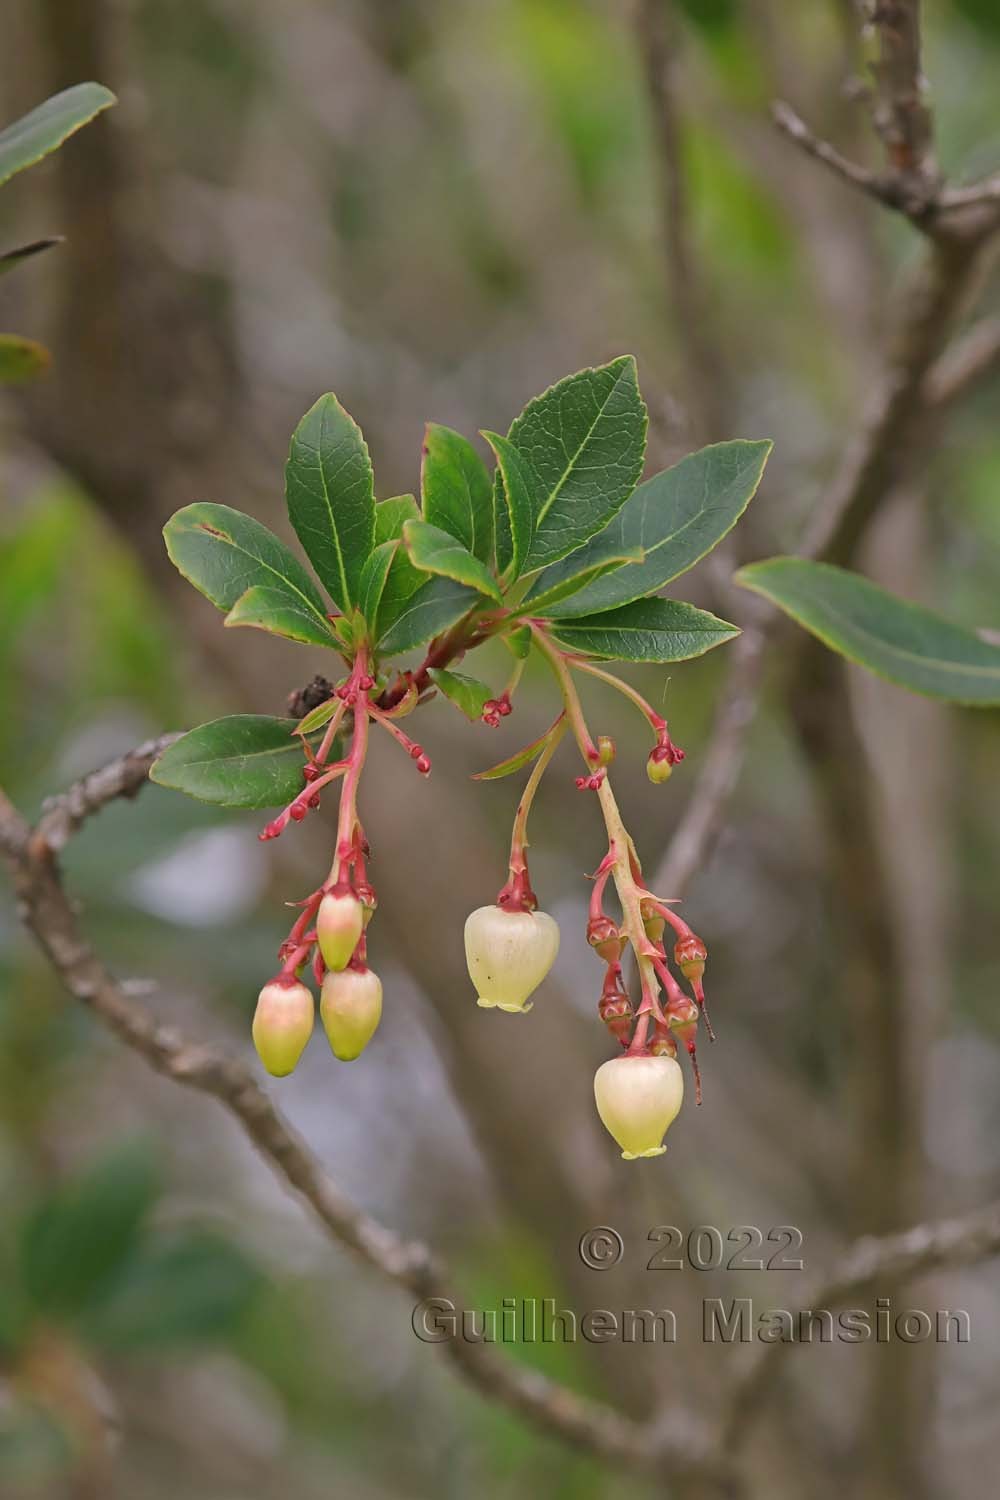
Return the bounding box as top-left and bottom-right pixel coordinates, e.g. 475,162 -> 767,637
153,360 -> 769,1160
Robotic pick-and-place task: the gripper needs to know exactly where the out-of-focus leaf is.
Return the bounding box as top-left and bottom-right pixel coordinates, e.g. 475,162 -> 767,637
503,625 -> 532,660
500,357 -> 647,571
85,1230 -> 261,1351
0,335 -> 50,384
285,394 -> 375,613
150,716 -> 319,807
0,83 -> 116,187
293,697 -> 339,735
536,439 -> 771,617
428,667 -> 492,720
377,577 -> 479,656
19,1141 -> 159,1316
549,597 -> 739,661
0,238 -> 62,277
164,503 -> 332,645
421,424 -> 493,563
403,519 -> 502,601
737,557 -> 1000,704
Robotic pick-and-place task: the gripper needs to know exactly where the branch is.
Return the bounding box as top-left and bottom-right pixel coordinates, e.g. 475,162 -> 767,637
0,756 -> 717,1483
771,100 -> 909,212
867,0 -> 936,188
922,315 -> 1000,409
636,0 -> 727,442
723,1198 -> 1000,1448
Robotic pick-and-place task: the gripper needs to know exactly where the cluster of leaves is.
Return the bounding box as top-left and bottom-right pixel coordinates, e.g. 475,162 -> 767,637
153,357 -> 772,805
0,1140 -> 259,1360
0,83 -> 117,383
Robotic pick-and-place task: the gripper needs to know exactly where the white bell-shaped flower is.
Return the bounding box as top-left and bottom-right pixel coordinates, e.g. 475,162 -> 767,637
464,905 -> 560,1012
594,1054 -> 684,1159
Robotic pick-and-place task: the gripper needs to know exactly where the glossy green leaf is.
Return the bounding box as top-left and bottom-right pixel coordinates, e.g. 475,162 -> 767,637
0,83 -> 116,187
550,597 -> 739,661
403,519 -> 502,602
737,557 -> 1000,705
0,237 -> 62,277
0,334 -> 50,384
521,545 -> 644,614
421,425 -> 493,563
150,716 -> 321,808
483,430 -> 534,579
359,539 -> 399,629
428,667 -> 492,720
377,577 -> 479,656
471,716 -> 565,780
502,357 -> 647,571
20,1142 -> 158,1316
374,494 -> 419,545
285,394 -> 375,613
85,1231 -> 260,1351
164,503 -> 332,647
538,439 -> 772,617
223,584 -> 338,647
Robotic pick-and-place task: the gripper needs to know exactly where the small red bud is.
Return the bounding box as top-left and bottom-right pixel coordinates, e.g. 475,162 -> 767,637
674,934 -> 707,983
303,764 -> 320,783
416,754 -> 431,776
409,743 -> 423,760
289,803 -> 307,822
308,792 -> 321,809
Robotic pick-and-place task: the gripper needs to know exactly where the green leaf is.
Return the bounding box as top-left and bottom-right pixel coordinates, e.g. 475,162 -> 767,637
150,716 -> 321,808
85,1231 -> 260,1352
20,1141 -> 158,1317
736,557 -> 1000,705
223,585 -> 338,648
359,539 -> 399,630
504,625 -> 532,660
294,697 -> 339,735
428,667 -> 492,720
421,425 -> 493,563
538,439 -> 772,617
521,545 -> 644,614
483,430 -> 534,579
285,394 -> 376,613
403,519 -> 502,602
163,503 -> 333,647
502,357 -> 647,571
0,238 -> 62,277
472,718 -> 564,781
0,83 -> 116,187
549,597 -> 739,661
374,494 -> 419,545
0,334 -> 50,384
377,578 -> 479,657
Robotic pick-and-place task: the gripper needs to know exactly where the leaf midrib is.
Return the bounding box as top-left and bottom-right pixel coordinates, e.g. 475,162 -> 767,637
531,363 -> 630,532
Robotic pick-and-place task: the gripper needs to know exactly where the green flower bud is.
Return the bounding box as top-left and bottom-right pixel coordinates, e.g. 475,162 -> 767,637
252,976 -> 314,1077
593,1054 -> 684,1160
464,905 -> 560,1013
317,889 -> 364,972
320,966 -> 383,1060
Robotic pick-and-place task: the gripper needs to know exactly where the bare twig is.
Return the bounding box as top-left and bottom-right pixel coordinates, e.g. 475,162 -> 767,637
723,1197 -> 1000,1448
866,0 -> 936,190
637,0 -> 727,442
923,316 -> 1000,408
771,99 -> 905,212
0,760 -> 718,1483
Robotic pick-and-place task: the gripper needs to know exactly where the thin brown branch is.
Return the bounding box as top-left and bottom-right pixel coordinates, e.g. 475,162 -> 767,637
922,315 -> 1000,408
867,0 -> 936,188
637,0 -> 727,442
723,1197 -> 1000,1449
771,99 -> 904,211
0,759 -> 718,1483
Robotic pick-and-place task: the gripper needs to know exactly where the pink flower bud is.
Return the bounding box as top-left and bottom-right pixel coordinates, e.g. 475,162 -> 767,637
317,889 -> 364,972
252,976 -> 314,1077
594,1054 -> 684,1160
674,934 -> 707,983
464,905 -> 560,1013
320,966 -> 383,1061
646,749 -> 673,784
